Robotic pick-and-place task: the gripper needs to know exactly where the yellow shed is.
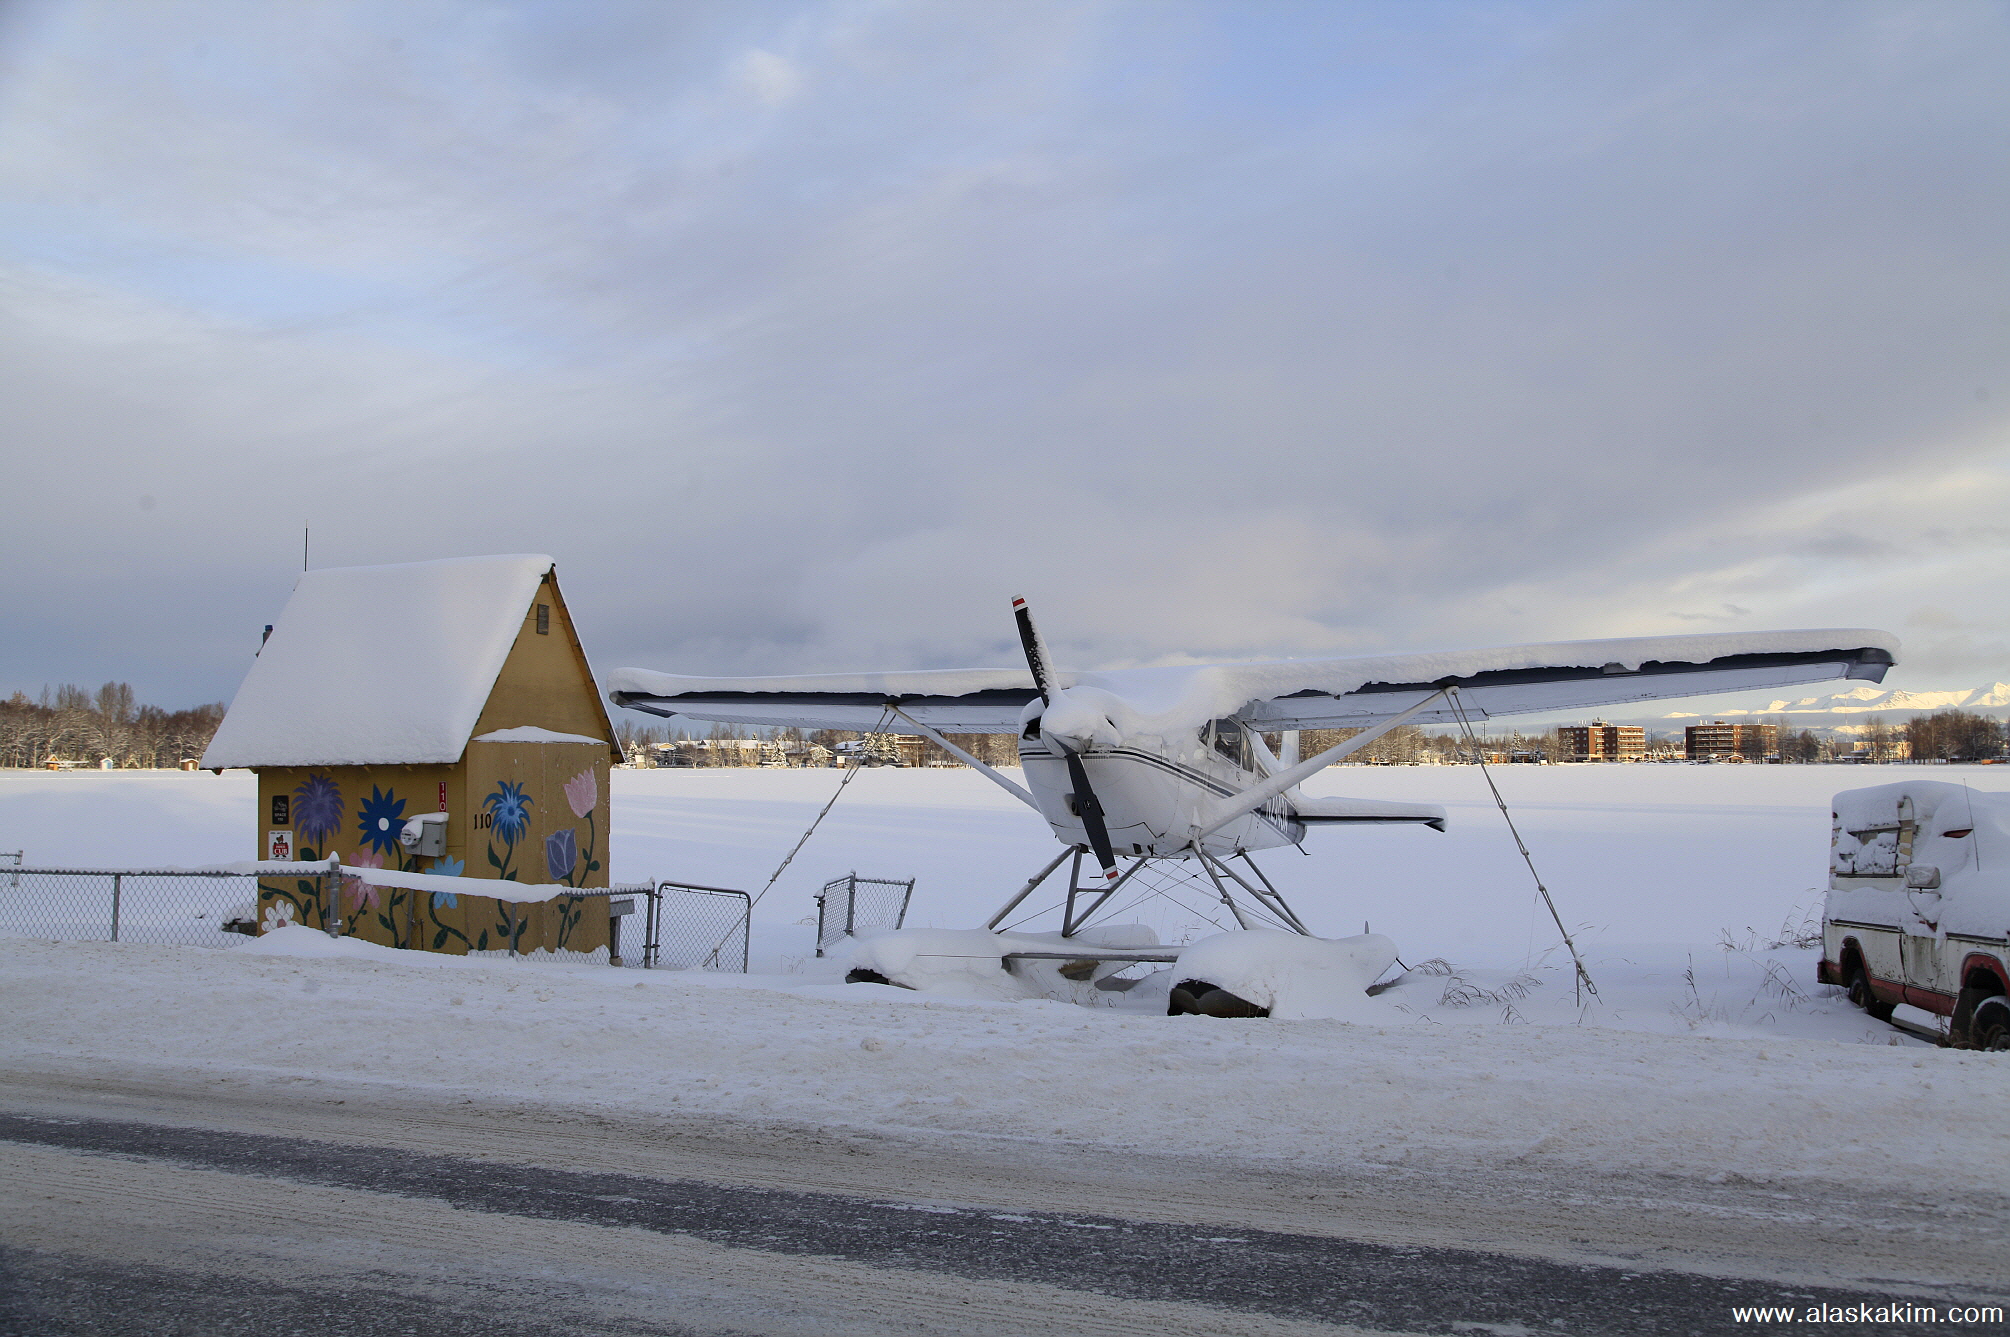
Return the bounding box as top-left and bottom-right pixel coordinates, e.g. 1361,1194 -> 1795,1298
202,555 -> 623,957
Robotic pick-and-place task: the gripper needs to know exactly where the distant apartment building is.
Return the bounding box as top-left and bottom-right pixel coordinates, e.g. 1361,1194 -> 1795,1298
1557,720 -> 1645,762
1684,721 -> 1779,762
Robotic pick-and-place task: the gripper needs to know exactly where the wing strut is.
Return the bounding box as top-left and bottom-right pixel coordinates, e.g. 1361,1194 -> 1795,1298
1192,686 -> 1452,843
886,704 -> 1040,811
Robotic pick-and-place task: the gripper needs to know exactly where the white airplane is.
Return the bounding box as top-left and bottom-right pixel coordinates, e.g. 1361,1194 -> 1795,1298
609,605 -> 1897,937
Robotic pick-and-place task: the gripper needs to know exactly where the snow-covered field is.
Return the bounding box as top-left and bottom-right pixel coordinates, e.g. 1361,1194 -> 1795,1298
0,760 -> 1983,966
4,764 -> 2008,1204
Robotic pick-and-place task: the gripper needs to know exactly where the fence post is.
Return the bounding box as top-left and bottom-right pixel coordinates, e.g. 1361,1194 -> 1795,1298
110,873 -> 121,943
644,885 -> 661,969
325,856 -> 342,937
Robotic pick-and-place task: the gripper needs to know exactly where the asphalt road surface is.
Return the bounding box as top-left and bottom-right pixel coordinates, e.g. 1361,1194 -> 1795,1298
1,1069 -> 2002,1336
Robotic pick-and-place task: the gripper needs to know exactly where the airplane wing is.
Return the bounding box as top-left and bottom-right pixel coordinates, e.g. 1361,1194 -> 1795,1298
606,666 -> 1038,731
1230,629 -> 1899,730
606,628 -> 1897,735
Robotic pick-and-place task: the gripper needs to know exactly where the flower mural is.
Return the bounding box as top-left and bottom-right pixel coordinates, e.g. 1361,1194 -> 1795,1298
545,827 -> 578,882
356,785 -> 408,857
292,774 -> 344,852
342,849 -> 384,914
428,855 -> 463,908
483,781 -> 531,842
562,767 -> 603,885
481,779 -> 533,881
261,901 -> 297,934
563,769 -> 596,819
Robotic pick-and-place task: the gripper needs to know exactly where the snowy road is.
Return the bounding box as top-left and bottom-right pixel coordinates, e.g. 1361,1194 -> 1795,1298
0,1072 -> 2000,1337
5,768 -> 2010,1330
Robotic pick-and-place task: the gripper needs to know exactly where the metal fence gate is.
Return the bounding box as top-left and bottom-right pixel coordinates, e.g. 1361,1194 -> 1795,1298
641,881 -> 752,971
815,872 -> 915,956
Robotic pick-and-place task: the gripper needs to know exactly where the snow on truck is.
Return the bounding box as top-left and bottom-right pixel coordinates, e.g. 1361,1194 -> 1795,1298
1821,780 -> 2010,1049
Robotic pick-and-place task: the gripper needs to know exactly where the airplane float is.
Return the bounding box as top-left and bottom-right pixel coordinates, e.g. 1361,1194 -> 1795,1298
608,605 -> 1897,1014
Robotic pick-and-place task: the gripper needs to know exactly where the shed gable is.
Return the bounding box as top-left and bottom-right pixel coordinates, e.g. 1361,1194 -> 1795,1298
471,570 -> 619,760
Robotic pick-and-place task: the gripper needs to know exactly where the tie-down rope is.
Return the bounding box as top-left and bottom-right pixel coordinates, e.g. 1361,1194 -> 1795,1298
699,706 -> 893,968
1446,689 -> 1598,1004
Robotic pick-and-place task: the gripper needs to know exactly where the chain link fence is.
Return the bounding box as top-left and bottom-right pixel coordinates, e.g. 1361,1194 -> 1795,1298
0,866 -> 331,946
815,872 -> 915,956
1,867 -> 752,972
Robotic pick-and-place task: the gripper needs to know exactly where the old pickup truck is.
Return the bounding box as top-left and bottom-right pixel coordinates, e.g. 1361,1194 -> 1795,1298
1820,780 -> 2010,1049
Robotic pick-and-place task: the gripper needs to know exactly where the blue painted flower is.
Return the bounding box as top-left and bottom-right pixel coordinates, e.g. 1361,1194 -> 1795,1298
545,827 -> 577,882
482,780 -> 532,844
427,855 -> 463,908
292,774 -> 344,845
355,785 -> 407,856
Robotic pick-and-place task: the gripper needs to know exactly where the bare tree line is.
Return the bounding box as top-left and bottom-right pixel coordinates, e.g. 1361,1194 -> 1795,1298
0,684 -> 226,769
609,709 -> 2007,770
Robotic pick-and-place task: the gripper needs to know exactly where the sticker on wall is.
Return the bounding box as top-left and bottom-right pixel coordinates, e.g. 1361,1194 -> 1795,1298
267,830 -> 293,861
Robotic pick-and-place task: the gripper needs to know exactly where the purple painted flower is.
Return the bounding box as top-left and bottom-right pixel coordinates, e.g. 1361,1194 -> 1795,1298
293,774 -> 344,845
545,827 -> 578,882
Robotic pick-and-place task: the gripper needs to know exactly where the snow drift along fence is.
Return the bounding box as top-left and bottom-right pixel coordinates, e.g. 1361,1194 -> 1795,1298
0,866 -> 287,947
1,866 -> 751,972
815,873 -> 915,957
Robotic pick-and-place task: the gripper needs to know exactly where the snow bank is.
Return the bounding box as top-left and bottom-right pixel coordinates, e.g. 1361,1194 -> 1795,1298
1176,929 -> 1400,1021
233,923 -> 470,965
850,925 -> 1401,1020
4,935 -> 1997,1200
201,554 -> 555,768
234,923 -> 609,967
849,924 -> 1166,1008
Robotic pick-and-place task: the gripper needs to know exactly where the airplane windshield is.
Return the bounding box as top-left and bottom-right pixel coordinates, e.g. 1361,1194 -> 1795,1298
1204,719 -> 1253,770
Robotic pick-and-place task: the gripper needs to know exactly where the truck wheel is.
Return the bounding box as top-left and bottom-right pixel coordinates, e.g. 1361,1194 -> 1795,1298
1848,964 -> 1895,1022
1972,997 -> 2010,1052
1952,986 -> 1995,1047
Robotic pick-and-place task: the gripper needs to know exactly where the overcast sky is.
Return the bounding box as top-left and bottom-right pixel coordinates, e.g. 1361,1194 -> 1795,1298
3,0 -> 2006,711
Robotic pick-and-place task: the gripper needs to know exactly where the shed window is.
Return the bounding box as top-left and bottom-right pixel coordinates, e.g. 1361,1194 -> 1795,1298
536,604 -> 550,635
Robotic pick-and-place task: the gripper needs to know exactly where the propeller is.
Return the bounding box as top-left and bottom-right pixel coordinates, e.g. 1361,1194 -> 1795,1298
1012,597 -> 1122,883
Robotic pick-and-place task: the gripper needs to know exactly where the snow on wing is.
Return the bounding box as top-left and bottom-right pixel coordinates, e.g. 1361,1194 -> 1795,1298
605,628 -> 1897,735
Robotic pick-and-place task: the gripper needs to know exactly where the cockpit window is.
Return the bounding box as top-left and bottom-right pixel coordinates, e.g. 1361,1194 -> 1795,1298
1204,719 -> 1252,769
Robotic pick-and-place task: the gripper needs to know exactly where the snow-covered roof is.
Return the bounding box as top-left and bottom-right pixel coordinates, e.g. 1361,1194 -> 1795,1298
203,555 -> 556,769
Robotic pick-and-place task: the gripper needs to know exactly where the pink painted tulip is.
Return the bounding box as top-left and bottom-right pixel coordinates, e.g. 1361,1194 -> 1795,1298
563,768 -> 597,819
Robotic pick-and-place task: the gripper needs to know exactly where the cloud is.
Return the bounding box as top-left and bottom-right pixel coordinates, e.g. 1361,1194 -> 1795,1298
0,0 -> 2006,707
732,48 -> 802,105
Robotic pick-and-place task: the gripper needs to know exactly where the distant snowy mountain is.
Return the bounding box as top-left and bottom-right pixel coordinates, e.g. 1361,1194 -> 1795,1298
1658,682 -> 2010,722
